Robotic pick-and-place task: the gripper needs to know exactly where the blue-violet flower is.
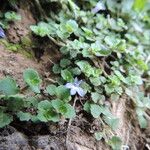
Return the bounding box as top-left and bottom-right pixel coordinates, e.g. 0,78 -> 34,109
0,27 -> 5,38
65,77 -> 86,97
92,1 -> 106,14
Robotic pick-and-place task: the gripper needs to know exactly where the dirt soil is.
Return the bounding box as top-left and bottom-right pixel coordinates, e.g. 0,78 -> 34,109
0,45 -> 42,86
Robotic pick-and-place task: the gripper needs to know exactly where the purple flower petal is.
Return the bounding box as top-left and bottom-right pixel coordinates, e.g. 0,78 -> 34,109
76,87 -> 86,97
65,83 -> 73,89
92,1 -> 106,14
74,77 -> 78,83
70,88 -> 77,95
77,79 -> 82,86
74,77 -> 79,85
65,78 -> 86,97
0,27 -> 5,38
74,77 -> 82,86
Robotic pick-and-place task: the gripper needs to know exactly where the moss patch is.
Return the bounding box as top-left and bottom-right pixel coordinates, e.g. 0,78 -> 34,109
0,39 -> 34,58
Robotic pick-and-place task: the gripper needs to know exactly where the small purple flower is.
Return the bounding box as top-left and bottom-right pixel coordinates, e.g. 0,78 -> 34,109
0,27 -> 5,38
92,1 -> 106,14
65,77 -> 86,97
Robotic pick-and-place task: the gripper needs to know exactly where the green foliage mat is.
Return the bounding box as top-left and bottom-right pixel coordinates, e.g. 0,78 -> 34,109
0,0 -> 150,149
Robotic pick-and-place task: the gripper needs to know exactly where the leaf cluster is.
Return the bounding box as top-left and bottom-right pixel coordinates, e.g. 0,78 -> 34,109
0,69 -> 75,128
0,11 -> 21,29
30,0 -> 150,148
0,0 -> 150,149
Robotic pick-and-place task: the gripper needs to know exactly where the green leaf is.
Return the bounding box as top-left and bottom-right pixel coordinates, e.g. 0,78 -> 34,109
109,75 -> 121,86
57,20 -> 78,39
51,99 -> 75,118
91,92 -> 101,103
51,99 -> 67,113
60,46 -> 69,55
114,86 -> 123,95
0,77 -> 19,95
30,22 -> 55,37
68,0 -> 79,18
0,111 -> 13,128
104,116 -> 119,130
70,49 -> 79,58
106,0 -> 117,13
116,40 -> 126,52
81,49 -> 92,58
90,104 -> 103,118
136,59 -> 148,71
76,61 -> 92,77
133,0 -> 147,11
82,27 -> 93,37
100,76 -> 107,83
38,100 -> 52,111
83,101 -> 91,113
61,69 -> 73,82
121,0 -> 134,13
91,42 -> 111,56
76,61 -> 102,78
80,81 -> 91,93
57,30 -> 70,39
136,107 -> 144,116
94,132 -> 103,141
24,97 -> 38,108
37,110 -> 59,122
125,34 -> 139,44
114,70 -> 127,84
6,95 -> 24,111
105,84 -> 115,94
23,68 -> 42,93
71,67 -> 81,75
37,100 -> 60,122
90,77 -> 101,86
125,88 -> 133,97
100,106 -> 112,116
56,85 -> 71,102
46,84 -> 57,96
127,74 -> 143,85
110,93 -> 120,101
104,35 -> 120,48
63,104 -> 75,118
5,11 -> 21,21
108,136 -> 122,150
137,115 -> 147,128
17,111 -> 31,121
52,64 -> 61,74
60,59 -> 71,68
142,97 -> 150,108
65,20 -> 78,33
69,39 -> 88,50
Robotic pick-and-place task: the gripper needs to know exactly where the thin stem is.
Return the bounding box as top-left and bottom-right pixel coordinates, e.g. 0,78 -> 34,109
45,78 -> 57,83
48,35 -> 65,47
48,58 -> 55,64
66,96 -> 78,146
144,112 -> 150,120
20,85 -> 28,93
146,144 -> 150,150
